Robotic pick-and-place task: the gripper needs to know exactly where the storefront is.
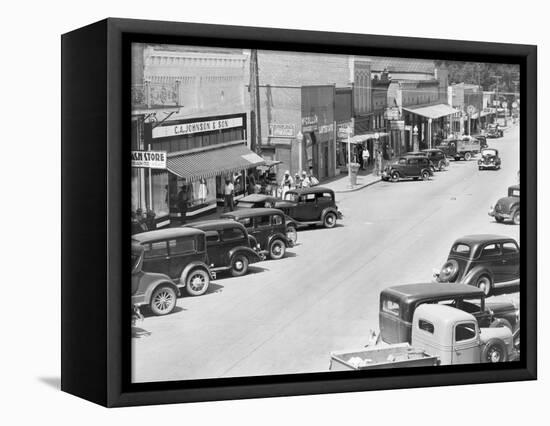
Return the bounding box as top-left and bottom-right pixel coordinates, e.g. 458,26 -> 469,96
402,104 -> 460,149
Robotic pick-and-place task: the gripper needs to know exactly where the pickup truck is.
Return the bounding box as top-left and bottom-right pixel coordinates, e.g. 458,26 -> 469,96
330,304 -> 517,370
436,136 -> 481,161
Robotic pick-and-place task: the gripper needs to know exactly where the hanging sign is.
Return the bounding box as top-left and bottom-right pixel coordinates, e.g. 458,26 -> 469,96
152,117 -> 243,138
131,151 -> 167,169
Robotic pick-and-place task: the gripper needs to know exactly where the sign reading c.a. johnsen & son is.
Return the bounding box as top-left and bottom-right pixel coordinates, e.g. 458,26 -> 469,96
131,151 -> 167,169
152,117 -> 244,139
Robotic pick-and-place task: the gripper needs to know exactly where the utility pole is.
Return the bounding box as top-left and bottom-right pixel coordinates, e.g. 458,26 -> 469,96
249,49 -> 262,155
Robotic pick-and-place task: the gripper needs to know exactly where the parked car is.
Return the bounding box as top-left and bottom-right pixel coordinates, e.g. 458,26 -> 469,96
379,282 -> 519,345
131,243 -> 180,316
489,185 -> 520,225
486,124 -> 504,138
472,134 -> 488,148
478,148 -> 502,170
382,155 -> 434,182
278,187 -> 343,228
186,219 -> 263,277
434,235 -> 520,296
436,135 -> 481,161
406,150 -> 449,171
220,208 -> 295,260
132,228 -> 215,297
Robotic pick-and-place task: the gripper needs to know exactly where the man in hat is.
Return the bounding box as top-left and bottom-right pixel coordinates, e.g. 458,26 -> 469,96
223,177 -> 235,212
177,184 -> 189,224
300,170 -> 311,188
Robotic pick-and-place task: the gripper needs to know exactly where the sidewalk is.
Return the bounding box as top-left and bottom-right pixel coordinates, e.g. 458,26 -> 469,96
321,166 -> 382,194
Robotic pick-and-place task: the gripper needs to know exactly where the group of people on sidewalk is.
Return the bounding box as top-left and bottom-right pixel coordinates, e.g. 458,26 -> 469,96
279,170 -> 319,198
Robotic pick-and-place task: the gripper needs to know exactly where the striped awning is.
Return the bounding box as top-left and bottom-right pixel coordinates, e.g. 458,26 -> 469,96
403,104 -> 460,119
167,142 -> 266,182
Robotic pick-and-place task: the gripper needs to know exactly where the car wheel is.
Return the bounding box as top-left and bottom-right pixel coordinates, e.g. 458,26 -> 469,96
286,225 -> 298,244
490,318 -> 513,332
464,152 -> 472,161
230,254 -> 249,277
438,259 -> 459,282
185,269 -> 210,296
390,171 -> 400,182
438,160 -> 446,171
269,239 -> 286,260
512,209 -> 520,225
421,170 -> 430,181
323,212 -> 337,228
476,275 -> 492,296
482,339 -> 508,363
149,285 -> 177,316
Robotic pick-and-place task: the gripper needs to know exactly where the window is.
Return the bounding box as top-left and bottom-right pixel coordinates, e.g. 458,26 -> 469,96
455,298 -> 483,314
144,241 -> 168,258
455,322 -> 477,342
452,243 -> 471,256
304,193 -> 316,203
255,215 -> 271,228
238,217 -> 252,227
205,230 -> 220,243
169,237 -> 196,255
382,299 -> 400,316
408,158 -> 419,165
284,193 -> 298,202
398,158 -> 407,165
480,243 -> 501,258
222,227 -> 245,242
318,192 -> 333,202
418,319 -> 434,334
272,215 -> 283,226
509,188 -> 520,197
502,242 -> 519,254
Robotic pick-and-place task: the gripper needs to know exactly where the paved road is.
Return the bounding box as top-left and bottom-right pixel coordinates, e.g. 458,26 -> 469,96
132,126 -> 520,383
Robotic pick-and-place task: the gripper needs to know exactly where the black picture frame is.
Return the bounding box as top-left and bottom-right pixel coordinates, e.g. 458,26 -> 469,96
61,18 -> 537,407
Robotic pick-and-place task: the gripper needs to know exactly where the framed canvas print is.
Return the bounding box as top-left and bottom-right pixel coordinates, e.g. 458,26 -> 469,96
61,18 -> 537,407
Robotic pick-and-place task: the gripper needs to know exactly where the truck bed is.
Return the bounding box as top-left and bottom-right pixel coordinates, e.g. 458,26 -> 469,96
330,343 -> 439,371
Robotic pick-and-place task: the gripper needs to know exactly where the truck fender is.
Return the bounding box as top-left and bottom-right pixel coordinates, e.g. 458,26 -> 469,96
143,278 -> 179,304
179,261 -> 212,286
227,246 -> 261,264
461,266 -> 493,287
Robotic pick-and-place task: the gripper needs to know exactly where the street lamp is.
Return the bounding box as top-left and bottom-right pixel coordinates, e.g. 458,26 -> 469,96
296,131 -> 303,173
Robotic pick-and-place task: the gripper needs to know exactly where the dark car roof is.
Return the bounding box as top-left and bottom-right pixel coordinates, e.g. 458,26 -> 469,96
186,219 -> 246,231
286,186 -> 334,195
382,282 -> 485,302
454,234 -> 515,245
221,207 -> 284,218
238,194 -> 277,203
132,227 -> 205,243
398,154 -> 429,160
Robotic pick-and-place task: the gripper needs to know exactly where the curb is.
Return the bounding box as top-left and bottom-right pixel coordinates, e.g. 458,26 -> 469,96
333,177 -> 382,194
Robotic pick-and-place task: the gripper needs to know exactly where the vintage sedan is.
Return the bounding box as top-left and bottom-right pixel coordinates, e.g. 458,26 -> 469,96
434,235 -> 520,296
132,243 -> 180,316
379,282 -> 519,345
279,187 -> 343,229
486,124 -> 504,138
407,150 -> 449,171
382,155 -> 434,182
132,227 -> 215,297
221,208 -> 295,260
489,185 -> 520,225
186,219 -> 263,277
478,148 -> 501,170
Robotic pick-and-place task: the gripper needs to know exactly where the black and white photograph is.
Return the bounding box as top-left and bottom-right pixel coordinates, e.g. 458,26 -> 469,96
130,44 -> 521,383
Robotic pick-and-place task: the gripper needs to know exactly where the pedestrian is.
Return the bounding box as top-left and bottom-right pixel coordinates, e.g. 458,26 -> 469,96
223,177 -> 235,212
198,178 -> 208,205
177,184 -> 189,224
362,147 -> 370,169
356,144 -> 364,169
280,170 -> 293,198
294,172 -> 301,189
301,170 -> 311,188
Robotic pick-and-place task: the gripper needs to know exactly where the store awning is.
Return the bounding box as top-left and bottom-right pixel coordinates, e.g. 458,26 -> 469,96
403,104 -> 460,119
167,142 -> 266,182
346,132 -> 389,145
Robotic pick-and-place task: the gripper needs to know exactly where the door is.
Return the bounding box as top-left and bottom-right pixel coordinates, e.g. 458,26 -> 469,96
252,215 -> 272,249
406,158 -> 419,177
141,241 -> 170,276
221,227 -> 247,264
478,243 -> 506,284
499,241 -> 520,284
452,321 -> 480,364
294,193 -> 317,221
316,191 -> 334,220
168,236 -> 202,279
204,230 -> 223,267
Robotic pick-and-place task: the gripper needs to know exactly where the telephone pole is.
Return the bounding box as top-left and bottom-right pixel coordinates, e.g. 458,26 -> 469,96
249,49 -> 262,155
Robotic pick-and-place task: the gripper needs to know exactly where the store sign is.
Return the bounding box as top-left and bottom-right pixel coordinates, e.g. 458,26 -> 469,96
152,117 -> 243,139
319,123 -> 334,135
390,120 -> 405,130
301,115 -> 319,132
337,122 -> 353,139
268,123 -> 295,138
131,150 -> 167,169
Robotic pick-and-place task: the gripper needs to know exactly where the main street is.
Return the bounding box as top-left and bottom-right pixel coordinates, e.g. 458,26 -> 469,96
132,125 -> 520,383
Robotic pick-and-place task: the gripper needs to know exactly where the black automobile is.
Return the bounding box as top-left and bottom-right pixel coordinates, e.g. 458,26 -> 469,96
407,150 -> 449,171
132,227 -> 215,297
472,134 -> 488,149
434,234 -> 520,296
220,208 -> 295,260
489,185 -> 520,225
382,155 -> 434,182
278,187 -> 343,229
478,148 -> 501,170
186,219 -> 264,277
486,124 -> 504,138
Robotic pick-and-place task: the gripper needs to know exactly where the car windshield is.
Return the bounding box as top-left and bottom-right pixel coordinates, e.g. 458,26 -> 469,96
482,149 -> 497,156
284,193 -> 299,202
